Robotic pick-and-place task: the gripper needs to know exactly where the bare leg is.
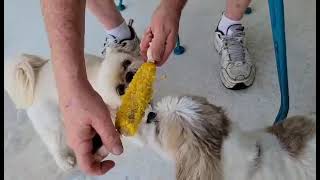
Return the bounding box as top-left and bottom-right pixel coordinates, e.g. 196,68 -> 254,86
225,0 -> 251,21
86,0 -> 124,29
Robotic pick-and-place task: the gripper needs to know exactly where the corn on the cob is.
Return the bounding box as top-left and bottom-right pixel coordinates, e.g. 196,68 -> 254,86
115,62 -> 156,136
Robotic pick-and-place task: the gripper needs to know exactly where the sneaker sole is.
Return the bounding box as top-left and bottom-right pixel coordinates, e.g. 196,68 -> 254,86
220,67 -> 255,90
213,35 -> 256,90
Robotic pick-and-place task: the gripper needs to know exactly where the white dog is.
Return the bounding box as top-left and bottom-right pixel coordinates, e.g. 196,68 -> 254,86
138,96 -> 316,180
4,49 -> 143,171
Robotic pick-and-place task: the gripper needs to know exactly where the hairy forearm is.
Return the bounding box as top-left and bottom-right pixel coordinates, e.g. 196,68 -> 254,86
160,0 -> 187,14
41,0 -> 88,94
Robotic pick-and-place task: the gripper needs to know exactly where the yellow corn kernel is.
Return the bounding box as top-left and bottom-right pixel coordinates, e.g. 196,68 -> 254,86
115,62 -> 156,136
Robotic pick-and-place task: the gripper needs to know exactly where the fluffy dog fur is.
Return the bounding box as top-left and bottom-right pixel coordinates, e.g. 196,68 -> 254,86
139,96 -> 316,180
4,50 -> 316,180
4,50 -> 143,170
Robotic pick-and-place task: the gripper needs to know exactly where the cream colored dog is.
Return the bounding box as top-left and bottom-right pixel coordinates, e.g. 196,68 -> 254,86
4,49 -> 143,171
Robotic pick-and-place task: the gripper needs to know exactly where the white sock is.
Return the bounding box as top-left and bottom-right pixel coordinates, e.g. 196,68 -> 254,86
218,14 -> 241,35
106,21 -> 131,41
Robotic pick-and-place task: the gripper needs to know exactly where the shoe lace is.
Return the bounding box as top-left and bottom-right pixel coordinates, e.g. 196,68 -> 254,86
222,31 -> 246,63
101,34 -> 127,55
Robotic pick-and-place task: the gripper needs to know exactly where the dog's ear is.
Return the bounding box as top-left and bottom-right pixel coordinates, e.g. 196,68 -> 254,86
158,111 -> 186,153
155,96 -> 226,180
175,135 -> 223,180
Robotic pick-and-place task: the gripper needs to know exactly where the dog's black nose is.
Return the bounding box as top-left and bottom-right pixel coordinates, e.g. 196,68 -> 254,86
125,71 -> 135,83
147,112 -> 157,123
122,59 -> 131,70
116,84 -> 125,96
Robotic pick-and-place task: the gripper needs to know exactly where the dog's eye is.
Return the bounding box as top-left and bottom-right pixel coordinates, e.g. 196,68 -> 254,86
122,60 -> 132,70
116,84 -> 126,96
146,112 -> 157,123
125,71 -> 135,83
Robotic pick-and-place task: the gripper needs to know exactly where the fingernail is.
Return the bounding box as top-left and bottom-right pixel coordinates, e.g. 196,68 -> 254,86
101,160 -> 115,173
112,145 -> 123,155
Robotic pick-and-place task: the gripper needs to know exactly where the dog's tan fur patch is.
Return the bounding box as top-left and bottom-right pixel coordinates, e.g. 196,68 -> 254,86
266,115 -> 316,158
163,96 -> 230,180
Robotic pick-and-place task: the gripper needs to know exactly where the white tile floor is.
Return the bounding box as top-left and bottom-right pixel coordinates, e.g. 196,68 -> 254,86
4,0 -> 316,179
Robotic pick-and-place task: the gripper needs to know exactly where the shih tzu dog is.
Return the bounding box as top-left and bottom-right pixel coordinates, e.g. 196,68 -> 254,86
138,96 -> 316,180
4,48 -> 143,171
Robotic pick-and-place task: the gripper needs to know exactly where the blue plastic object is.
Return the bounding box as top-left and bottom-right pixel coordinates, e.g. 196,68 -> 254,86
268,0 -> 289,124
245,7 -> 252,14
117,0 -> 126,11
174,35 -> 185,55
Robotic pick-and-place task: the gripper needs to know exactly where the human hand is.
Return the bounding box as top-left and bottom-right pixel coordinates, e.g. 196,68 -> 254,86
140,3 -> 182,66
59,79 -> 123,176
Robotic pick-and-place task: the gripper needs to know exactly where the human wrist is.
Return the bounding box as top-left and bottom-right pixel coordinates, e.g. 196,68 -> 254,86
159,0 -> 186,16
52,55 -> 91,97
57,78 -> 91,101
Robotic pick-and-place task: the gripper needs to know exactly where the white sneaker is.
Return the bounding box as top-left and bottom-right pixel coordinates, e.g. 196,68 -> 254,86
102,19 -> 140,57
214,24 -> 256,90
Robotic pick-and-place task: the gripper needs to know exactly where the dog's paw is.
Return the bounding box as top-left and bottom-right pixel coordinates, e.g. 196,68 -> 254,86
54,151 -> 76,171
115,59 -> 143,96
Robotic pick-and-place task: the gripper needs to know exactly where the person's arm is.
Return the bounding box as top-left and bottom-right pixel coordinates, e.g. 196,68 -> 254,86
140,0 -> 187,66
161,0 -> 187,12
41,0 -> 123,175
41,0 -> 86,85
